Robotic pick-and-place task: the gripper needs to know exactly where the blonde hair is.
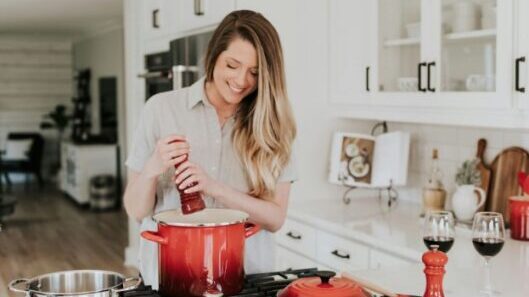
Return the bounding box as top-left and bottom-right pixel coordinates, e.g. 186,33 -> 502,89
204,10 -> 296,200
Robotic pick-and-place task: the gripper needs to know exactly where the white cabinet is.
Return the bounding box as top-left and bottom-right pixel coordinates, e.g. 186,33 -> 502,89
140,0 -> 169,41
276,219 -> 317,259
514,0 -> 529,111
328,0 -> 375,105
178,0 -> 235,32
329,0 -> 526,128
275,218 -> 418,273
316,230 -> 370,272
275,246 -> 322,271
60,142 -> 117,205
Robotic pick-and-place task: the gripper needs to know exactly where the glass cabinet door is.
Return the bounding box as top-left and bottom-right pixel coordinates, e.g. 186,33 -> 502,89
377,0 -> 422,92
440,0 -> 497,92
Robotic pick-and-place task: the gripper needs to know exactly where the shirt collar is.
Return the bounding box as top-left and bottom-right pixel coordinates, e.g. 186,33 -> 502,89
186,76 -> 208,110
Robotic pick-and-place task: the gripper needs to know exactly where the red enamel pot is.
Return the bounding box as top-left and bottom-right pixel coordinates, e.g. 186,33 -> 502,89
141,209 -> 261,297
277,271 -> 370,297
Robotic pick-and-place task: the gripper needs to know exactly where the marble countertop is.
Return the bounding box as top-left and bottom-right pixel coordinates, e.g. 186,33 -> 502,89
287,197 -> 529,297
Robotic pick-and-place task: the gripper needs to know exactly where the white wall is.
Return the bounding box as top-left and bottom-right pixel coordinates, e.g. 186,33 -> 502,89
0,34 -> 73,179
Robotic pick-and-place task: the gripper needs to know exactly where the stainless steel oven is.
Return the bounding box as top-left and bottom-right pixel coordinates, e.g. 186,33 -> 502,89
170,31 -> 213,90
138,51 -> 172,101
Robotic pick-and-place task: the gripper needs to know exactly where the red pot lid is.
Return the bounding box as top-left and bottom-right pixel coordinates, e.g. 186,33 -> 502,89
277,271 -> 368,297
153,208 -> 249,227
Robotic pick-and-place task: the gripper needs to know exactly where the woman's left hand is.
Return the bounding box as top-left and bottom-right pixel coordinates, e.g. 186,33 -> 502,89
174,161 -> 219,196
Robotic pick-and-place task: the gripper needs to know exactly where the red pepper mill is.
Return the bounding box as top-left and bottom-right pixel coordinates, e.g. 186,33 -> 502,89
422,245 -> 448,297
171,140 -> 205,214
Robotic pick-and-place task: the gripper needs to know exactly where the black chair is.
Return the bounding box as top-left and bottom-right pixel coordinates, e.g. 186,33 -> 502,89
0,133 -> 45,188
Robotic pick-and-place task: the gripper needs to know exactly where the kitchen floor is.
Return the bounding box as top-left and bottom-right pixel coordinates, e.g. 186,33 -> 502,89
0,183 -> 137,297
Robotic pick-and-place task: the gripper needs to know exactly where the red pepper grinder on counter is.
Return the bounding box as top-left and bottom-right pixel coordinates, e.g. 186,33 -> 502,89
422,245 -> 448,297
171,139 -> 205,215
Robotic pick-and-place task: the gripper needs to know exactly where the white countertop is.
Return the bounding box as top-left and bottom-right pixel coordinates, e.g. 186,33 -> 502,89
287,197 -> 529,297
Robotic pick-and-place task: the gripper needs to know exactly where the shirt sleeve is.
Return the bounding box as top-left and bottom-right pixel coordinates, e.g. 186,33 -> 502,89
278,149 -> 298,183
125,99 -> 159,172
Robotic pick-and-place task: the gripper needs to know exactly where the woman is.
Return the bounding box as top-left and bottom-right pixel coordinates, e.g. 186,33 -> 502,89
123,10 -> 297,288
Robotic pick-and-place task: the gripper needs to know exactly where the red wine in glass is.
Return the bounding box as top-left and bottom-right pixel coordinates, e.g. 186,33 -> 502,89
423,236 -> 455,253
472,238 -> 504,257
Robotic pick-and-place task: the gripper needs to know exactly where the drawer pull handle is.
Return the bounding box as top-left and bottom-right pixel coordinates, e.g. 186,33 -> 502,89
331,249 -> 350,259
286,231 -> 302,240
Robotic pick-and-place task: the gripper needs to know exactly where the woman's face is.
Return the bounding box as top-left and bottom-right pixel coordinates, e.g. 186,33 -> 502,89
211,37 -> 258,107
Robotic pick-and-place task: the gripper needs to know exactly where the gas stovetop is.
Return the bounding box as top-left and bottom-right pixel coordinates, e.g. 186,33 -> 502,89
121,268 -> 323,297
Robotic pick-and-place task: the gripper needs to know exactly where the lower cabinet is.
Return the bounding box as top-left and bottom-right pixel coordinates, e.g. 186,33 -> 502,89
60,142 -> 118,205
276,218 -> 417,272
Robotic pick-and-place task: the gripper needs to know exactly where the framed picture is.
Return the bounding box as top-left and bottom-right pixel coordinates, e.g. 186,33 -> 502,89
328,132 -> 375,186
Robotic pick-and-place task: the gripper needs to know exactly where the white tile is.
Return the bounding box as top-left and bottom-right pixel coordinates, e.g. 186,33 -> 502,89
502,131 -> 524,148
456,127 -> 503,149
423,125 -> 459,145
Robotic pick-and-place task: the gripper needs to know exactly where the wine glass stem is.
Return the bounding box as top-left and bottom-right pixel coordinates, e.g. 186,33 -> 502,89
484,257 -> 492,293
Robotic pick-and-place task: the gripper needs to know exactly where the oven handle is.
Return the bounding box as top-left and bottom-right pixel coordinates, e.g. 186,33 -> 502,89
137,71 -> 171,79
172,65 -> 201,90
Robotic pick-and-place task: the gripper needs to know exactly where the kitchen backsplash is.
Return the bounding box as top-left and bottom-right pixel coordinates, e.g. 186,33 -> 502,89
388,121 -> 529,204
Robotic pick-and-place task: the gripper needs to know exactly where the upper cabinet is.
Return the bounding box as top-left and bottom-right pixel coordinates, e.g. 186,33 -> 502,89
328,0 -> 375,105
515,0 -> 529,111
178,0 -> 235,32
140,0 -> 169,41
329,0 -> 526,127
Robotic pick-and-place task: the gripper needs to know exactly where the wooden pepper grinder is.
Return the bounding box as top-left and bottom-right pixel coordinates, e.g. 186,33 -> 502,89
171,139 -> 205,214
422,245 -> 448,297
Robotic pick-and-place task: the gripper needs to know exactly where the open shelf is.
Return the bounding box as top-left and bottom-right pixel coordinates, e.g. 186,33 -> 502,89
444,29 -> 496,41
384,37 -> 420,47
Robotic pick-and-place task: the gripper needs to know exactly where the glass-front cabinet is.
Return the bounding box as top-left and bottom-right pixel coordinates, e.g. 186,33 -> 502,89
370,0 -> 513,109
376,0 -> 423,93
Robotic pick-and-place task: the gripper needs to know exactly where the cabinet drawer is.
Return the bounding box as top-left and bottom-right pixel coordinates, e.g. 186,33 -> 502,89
276,219 -> 316,259
316,231 -> 369,272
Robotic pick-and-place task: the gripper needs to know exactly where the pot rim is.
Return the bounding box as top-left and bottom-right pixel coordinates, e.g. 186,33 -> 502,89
19,269 -> 126,296
153,208 -> 249,227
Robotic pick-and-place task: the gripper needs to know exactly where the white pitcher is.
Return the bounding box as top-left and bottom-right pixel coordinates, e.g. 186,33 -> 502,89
452,184 -> 486,221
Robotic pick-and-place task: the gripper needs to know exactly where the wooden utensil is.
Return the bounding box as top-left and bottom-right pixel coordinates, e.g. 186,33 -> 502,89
487,146 -> 529,224
341,272 -> 420,297
476,138 -> 492,211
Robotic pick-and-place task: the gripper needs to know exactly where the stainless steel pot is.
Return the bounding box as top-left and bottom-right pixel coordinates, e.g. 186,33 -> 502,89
8,270 -> 142,297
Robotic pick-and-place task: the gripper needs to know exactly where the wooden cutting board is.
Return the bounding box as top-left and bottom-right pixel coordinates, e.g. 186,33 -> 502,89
476,139 -> 491,211
487,147 -> 529,224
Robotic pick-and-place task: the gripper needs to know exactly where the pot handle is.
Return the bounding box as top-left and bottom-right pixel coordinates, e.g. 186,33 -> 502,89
474,186 -> 487,210
141,231 -> 168,245
111,276 -> 143,294
244,222 -> 261,238
8,278 -> 29,294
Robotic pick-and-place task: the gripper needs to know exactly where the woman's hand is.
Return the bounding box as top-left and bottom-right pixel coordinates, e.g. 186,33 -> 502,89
143,134 -> 190,178
174,161 -> 220,196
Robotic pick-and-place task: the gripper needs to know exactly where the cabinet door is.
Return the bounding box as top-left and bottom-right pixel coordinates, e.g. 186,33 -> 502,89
515,0 -> 529,110
374,0 -> 425,94
141,0 -> 168,40
328,0 -> 375,104
275,246 -> 331,271
434,0 -> 513,109
179,0 -> 235,32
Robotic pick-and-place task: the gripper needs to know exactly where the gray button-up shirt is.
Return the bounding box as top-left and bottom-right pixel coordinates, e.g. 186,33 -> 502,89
126,77 -> 297,288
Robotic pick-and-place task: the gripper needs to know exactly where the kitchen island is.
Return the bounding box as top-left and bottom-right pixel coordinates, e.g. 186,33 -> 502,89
283,197 -> 529,297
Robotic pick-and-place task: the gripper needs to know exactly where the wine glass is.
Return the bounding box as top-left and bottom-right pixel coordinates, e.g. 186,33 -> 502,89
422,210 -> 456,253
472,212 -> 505,296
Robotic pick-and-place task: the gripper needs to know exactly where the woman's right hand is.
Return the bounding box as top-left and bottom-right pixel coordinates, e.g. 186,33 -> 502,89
143,134 -> 190,178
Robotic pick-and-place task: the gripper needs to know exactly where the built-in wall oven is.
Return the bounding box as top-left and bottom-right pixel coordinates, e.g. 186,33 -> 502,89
138,51 -> 172,101
170,31 -> 213,90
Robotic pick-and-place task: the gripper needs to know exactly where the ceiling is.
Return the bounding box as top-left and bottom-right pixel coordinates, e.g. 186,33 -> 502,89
0,0 -> 123,37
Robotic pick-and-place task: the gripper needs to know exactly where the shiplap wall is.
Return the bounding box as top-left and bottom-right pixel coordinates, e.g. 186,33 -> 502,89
0,36 -> 73,180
